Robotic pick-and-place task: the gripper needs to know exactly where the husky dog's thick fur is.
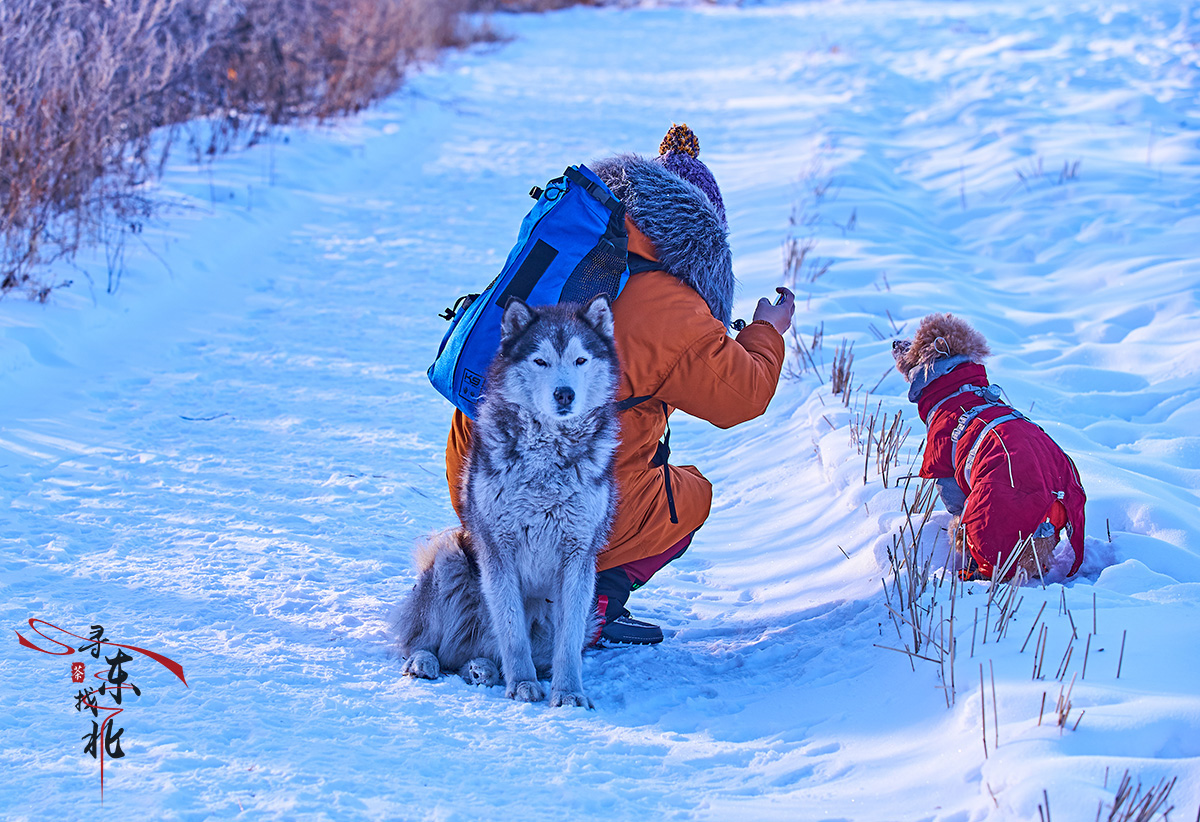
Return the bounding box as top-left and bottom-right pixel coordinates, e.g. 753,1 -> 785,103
893,313 -> 1087,581
394,295 -> 620,707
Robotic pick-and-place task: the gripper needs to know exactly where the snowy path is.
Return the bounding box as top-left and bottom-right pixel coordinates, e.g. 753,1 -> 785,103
3,2 -> 1199,820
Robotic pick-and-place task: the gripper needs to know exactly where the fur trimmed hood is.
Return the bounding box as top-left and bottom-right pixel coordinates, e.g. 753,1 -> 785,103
590,154 -> 735,327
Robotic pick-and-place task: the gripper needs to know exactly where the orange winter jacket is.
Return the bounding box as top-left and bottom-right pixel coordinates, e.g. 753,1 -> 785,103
445,223 -> 786,571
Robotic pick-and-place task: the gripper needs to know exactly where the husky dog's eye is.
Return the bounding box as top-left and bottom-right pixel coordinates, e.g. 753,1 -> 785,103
533,358 -> 548,367
575,357 -> 587,366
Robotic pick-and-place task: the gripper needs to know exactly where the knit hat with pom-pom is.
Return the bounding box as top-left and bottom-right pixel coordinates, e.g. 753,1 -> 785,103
654,123 -> 726,228
589,125 -> 735,325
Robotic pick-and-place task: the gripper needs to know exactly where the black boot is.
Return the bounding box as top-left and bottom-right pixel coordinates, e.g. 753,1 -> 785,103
600,609 -> 663,645
593,567 -> 663,645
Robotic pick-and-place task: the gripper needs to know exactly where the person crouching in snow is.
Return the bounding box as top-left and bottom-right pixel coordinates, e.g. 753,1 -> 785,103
444,124 -> 794,645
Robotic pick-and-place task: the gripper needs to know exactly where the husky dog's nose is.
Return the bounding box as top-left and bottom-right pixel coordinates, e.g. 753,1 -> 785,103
553,386 -> 575,411
892,340 -> 903,351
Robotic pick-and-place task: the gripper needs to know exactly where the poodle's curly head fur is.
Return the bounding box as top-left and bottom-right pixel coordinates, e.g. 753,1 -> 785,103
892,313 -> 990,380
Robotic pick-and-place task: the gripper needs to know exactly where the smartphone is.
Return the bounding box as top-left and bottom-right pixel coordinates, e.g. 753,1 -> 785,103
773,291 -> 787,306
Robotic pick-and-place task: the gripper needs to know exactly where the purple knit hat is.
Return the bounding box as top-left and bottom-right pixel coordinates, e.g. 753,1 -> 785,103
654,124 -> 727,228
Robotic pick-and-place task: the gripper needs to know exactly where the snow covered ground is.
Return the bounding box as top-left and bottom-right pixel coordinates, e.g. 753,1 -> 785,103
3,1 -> 1198,819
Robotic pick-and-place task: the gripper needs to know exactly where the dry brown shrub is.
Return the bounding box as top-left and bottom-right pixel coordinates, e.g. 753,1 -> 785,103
1,0 -> 471,300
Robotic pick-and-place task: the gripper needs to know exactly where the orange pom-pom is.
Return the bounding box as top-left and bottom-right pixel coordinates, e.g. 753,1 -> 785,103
659,123 -> 700,159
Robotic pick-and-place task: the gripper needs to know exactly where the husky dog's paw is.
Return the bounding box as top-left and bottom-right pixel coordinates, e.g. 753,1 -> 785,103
401,650 -> 441,680
550,690 -> 593,709
459,657 -> 500,687
506,679 -> 545,703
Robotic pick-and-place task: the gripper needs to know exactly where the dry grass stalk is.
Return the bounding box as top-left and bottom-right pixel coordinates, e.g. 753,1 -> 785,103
780,161 -> 836,287
989,659 -> 999,749
1021,602 -> 1048,652
874,410 -> 909,488
979,663 -> 988,759
992,534 -> 1033,588
784,322 -> 825,382
879,478 -> 965,703
1033,624 -> 1049,679
1039,789 -> 1052,822
868,366 -> 892,394
971,607 -> 978,657
848,398 -> 911,488
999,594 -> 1023,640
1117,629 -> 1127,678
1101,770 -> 1177,821
1054,673 -> 1078,734
781,231 -> 816,288
1055,636 -> 1075,682
830,339 -> 854,398
847,395 -> 872,453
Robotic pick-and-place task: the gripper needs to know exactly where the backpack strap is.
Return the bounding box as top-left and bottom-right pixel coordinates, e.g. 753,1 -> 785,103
564,165 -> 621,214
657,406 -> 678,524
613,395 -> 678,525
614,394 -> 653,412
627,253 -> 660,276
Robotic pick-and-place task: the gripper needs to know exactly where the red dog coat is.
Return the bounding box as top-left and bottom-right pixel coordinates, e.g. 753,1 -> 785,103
916,362 -> 1086,578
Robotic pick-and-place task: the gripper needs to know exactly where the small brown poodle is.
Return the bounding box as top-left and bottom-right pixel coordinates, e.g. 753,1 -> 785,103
893,313 -> 1086,582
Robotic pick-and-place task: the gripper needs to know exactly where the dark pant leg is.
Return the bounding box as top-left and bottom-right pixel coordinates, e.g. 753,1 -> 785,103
594,532 -> 694,620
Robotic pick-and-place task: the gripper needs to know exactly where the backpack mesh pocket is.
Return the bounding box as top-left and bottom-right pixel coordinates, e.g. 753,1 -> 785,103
560,241 -> 625,304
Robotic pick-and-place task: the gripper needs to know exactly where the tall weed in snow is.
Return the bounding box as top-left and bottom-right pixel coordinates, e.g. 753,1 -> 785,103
0,0 -> 472,299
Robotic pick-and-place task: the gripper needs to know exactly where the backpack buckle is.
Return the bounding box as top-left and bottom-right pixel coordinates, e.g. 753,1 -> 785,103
439,293 -> 478,322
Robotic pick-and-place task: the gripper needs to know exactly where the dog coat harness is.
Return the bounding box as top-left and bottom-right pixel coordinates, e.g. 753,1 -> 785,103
947,386 -> 1073,511
947,384 -> 1034,488
926,382 -> 987,423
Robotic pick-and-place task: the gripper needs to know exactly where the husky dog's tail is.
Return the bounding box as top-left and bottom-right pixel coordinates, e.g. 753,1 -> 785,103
393,528 -> 497,673
412,527 -> 472,574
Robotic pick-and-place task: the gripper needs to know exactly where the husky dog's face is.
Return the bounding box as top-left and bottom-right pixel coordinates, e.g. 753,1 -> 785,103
495,296 -> 619,422
892,312 -> 990,381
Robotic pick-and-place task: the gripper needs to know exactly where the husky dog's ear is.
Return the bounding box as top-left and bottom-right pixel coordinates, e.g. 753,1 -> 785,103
500,297 -> 536,344
580,294 -> 614,341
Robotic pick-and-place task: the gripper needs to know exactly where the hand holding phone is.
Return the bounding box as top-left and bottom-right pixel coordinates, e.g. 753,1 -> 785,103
753,287 -> 795,334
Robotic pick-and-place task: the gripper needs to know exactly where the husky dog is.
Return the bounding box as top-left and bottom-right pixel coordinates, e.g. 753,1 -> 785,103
394,295 -> 620,707
892,313 -> 1086,582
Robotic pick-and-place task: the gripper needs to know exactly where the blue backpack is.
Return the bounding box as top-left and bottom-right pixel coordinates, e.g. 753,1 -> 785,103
428,165 -> 630,418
